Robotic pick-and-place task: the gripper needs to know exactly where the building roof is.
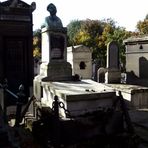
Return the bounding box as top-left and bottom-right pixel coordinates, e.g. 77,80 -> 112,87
124,35 -> 148,44
67,45 -> 92,52
0,0 -> 36,12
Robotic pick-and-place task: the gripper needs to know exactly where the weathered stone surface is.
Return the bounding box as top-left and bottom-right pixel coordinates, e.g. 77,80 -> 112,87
67,45 -> 92,79
41,27 -> 67,63
106,41 -> 119,69
39,27 -> 72,81
105,69 -> 121,83
42,61 -> 72,81
105,41 -> 121,83
124,36 -> 148,79
105,83 -> 148,109
97,67 -> 107,83
41,79 -> 116,117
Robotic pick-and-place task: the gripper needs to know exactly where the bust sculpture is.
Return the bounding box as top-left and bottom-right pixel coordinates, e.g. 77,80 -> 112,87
41,3 -> 63,29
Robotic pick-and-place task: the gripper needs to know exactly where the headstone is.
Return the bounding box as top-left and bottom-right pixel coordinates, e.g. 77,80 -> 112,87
105,41 -> 121,83
0,1 -> 36,104
97,67 -> 107,83
92,60 -> 102,81
106,41 -> 119,69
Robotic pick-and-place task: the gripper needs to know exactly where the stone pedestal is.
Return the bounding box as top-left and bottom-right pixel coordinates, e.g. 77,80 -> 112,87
42,27 -> 68,62
41,61 -> 72,81
105,69 -> 121,84
34,27 -> 72,99
40,27 -> 72,81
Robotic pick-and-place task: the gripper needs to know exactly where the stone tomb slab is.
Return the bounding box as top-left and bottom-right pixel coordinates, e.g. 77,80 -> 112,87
105,83 -> 148,109
41,79 -> 116,117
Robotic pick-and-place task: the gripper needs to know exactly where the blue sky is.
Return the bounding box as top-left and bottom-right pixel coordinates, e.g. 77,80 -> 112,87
1,0 -> 148,31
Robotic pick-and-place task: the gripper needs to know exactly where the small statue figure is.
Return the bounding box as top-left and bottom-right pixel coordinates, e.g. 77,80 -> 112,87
41,3 -> 63,29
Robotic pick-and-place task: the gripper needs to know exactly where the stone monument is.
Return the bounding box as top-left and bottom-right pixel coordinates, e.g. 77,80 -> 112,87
97,67 -> 107,83
40,3 -> 72,81
34,3 -> 72,100
33,4 -> 116,117
105,41 -> 121,83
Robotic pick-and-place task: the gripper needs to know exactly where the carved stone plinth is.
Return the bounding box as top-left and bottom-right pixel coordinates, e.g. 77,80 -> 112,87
105,69 -> 121,84
41,61 -> 72,81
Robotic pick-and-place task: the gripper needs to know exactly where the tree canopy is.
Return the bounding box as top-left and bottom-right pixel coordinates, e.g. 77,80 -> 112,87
67,18 -> 131,67
33,15 -> 148,69
33,29 -> 41,61
136,14 -> 148,34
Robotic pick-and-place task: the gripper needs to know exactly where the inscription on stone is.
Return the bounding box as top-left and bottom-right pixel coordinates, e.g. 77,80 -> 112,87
50,34 -> 64,59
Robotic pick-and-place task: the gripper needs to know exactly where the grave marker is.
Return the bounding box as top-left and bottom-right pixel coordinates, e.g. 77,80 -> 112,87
105,41 -> 121,83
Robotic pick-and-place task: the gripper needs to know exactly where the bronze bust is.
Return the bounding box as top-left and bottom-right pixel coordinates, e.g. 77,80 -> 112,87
41,3 -> 63,29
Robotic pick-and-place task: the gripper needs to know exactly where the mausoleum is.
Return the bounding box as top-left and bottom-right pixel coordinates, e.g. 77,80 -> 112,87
67,45 -> 92,79
124,36 -> 148,78
0,0 -> 35,108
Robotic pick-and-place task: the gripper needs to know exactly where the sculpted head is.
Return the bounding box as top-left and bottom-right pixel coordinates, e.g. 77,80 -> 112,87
41,3 -> 63,29
47,3 -> 57,16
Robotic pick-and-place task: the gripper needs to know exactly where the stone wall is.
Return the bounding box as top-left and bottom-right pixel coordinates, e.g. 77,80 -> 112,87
126,47 -> 148,77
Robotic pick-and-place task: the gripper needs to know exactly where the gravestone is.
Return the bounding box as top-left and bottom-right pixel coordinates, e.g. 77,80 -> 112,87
97,67 -> 107,83
105,41 -> 121,83
0,0 -> 36,105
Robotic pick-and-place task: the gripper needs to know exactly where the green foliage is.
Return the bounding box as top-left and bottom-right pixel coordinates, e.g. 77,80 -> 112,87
136,20 -> 148,34
81,19 -> 103,37
101,18 -> 116,29
67,18 -> 131,67
136,13 -> 148,34
33,29 -> 41,59
79,20 -> 103,43
67,20 -> 82,46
